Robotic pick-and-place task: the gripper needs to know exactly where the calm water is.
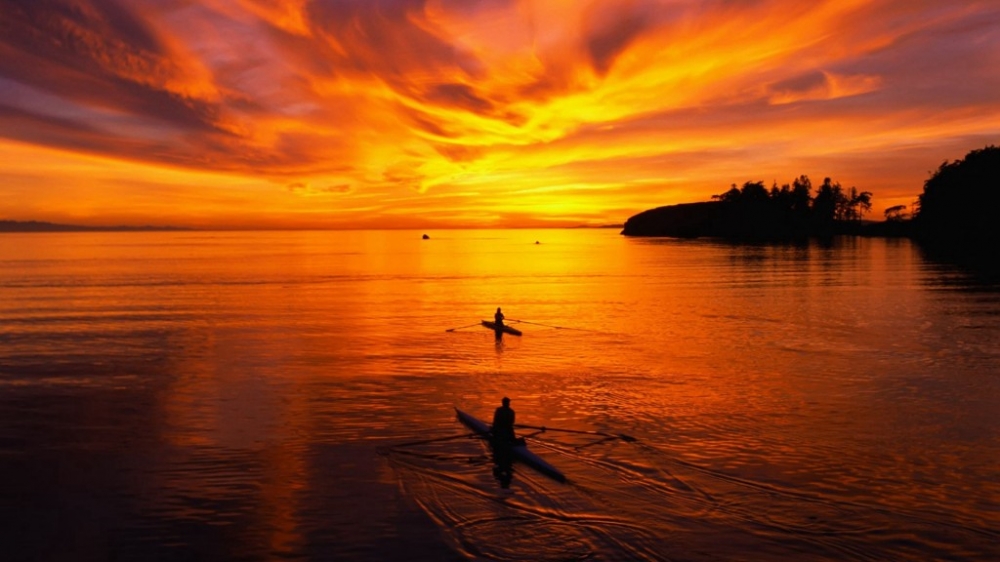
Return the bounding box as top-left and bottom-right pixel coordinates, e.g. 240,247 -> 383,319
0,229 -> 998,561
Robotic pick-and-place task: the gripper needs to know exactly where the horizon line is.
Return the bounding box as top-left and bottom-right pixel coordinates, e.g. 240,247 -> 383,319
0,219 -> 626,233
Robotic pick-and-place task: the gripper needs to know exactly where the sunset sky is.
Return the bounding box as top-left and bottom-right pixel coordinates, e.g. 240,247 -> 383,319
1,0 -> 998,229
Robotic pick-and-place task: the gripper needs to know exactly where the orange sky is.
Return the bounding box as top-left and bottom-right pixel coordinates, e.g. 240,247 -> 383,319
1,0 -> 998,229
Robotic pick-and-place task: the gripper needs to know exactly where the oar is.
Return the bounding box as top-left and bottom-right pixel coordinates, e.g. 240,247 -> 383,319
446,322 -> 482,332
387,433 -> 477,448
515,423 -> 636,442
507,319 -> 597,332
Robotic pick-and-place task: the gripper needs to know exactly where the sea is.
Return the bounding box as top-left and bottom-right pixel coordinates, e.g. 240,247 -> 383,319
0,229 -> 997,561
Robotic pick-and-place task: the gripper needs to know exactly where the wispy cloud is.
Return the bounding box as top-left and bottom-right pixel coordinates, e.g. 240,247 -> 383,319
1,0 -> 998,227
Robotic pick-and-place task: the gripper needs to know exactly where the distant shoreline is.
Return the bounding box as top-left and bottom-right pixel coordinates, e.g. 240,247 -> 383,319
0,220 -> 623,232
0,220 -> 193,233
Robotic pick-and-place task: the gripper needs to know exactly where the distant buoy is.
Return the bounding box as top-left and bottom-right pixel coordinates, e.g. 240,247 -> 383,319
535,240 -> 540,244
422,234 -> 430,240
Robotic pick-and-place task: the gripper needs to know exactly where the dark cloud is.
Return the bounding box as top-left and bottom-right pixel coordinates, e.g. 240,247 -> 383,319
0,101 -> 104,146
516,73 -> 575,103
286,181 -> 351,194
0,99 -> 247,174
423,83 -> 494,114
323,183 -> 353,193
304,0 -> 460,79
586,12 -> 651,75
432,143 -> 485,163
428,0 -> 518,18
0,0 -> 382,177
407,112 -> 458,138
767,72 -> 828,98
0,0 -> 207,122
264,0 -> 515,123
1,0 -> 163,54
842,7 -> 1000,109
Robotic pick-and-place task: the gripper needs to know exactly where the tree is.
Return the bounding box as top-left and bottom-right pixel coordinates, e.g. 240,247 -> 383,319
846,187 -> 873,222
791,175 -> 812,218
812,177 -> 840,224
855,191 -> 873,220
713,184 -> 741,203
884,205 -> 908,222
915,145 -> 1000,246
739,180 -> 770,203
629,171 -> 875,239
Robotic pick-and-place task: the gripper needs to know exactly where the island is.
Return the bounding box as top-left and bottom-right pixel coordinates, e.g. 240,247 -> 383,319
622,176 -> 873,240
622,146 -> 1000,258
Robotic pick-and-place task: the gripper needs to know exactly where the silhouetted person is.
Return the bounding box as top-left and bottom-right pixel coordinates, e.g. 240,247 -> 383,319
491,397 -> 516,486
494,307 -> 505,327
492,397 -> 516,443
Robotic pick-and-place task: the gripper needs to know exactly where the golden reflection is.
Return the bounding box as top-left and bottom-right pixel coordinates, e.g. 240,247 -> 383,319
2,230 -> 997,559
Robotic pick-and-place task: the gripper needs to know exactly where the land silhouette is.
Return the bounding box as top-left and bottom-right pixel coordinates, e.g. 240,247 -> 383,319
622,176 -> 871,240
622,146 -> 1000,259
0,220 -> 189,232
912,146 -> 1000,249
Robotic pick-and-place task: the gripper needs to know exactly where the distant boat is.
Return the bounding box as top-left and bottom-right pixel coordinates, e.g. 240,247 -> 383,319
422,234 -> 430,239
481,321 -> 522,336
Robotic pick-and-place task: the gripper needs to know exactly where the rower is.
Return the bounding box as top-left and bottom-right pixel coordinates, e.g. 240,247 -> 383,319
494,307 -> 505,327
492,397 -> 516,444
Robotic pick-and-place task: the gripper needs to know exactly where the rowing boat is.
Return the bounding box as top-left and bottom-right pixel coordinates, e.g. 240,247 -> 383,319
481,320 -> 522,336
454,407 -> 566,482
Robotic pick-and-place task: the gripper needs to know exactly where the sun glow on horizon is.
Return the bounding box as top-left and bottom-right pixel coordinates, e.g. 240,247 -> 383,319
1,0 -> 998,228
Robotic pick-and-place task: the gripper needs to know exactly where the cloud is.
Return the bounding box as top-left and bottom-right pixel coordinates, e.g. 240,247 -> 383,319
764,71 -> 882,105
0,0 -> 999,226
287,181 -> 354,196
0,0 -> 221,126
583,1 -> 656,75
423,82 -> 495,115
433,142 -> 486,163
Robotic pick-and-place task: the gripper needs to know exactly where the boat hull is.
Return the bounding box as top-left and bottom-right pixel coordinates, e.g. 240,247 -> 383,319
481,320 -> 522,336
455,407 -> 565,482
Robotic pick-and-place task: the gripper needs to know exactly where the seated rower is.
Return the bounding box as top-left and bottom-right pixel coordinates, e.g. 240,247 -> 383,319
492,397 -> 516,444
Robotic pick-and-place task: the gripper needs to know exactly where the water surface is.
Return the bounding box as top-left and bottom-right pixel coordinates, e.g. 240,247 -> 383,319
1,230 -> 997,560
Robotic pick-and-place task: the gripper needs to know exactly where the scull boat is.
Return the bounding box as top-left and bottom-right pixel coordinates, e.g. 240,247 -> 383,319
455,407 -> 566,482
481,320 -> 522,336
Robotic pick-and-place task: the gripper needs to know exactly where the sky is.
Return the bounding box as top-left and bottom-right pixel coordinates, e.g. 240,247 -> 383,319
1,0 -> 998,229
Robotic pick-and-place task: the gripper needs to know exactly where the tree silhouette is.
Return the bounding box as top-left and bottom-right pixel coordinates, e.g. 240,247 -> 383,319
812,177 -> 843,229
713,184 -> 742,203
845,187 -> 873,222
625,172 -> 876,239
625,147 -> 1000,250
791,175 -> 812,217
740,180 -> 770,203
884,205 -> 908,222
915,145 -> 1000,248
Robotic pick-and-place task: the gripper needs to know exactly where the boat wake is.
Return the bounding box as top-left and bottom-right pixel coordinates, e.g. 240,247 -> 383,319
383,428 -> 998,561
382,432 -> 670,561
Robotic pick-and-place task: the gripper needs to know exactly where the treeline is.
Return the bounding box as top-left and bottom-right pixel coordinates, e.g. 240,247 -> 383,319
712,176 -> 872,236
622,144 -> 1000,260
621,175 -> 873,239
